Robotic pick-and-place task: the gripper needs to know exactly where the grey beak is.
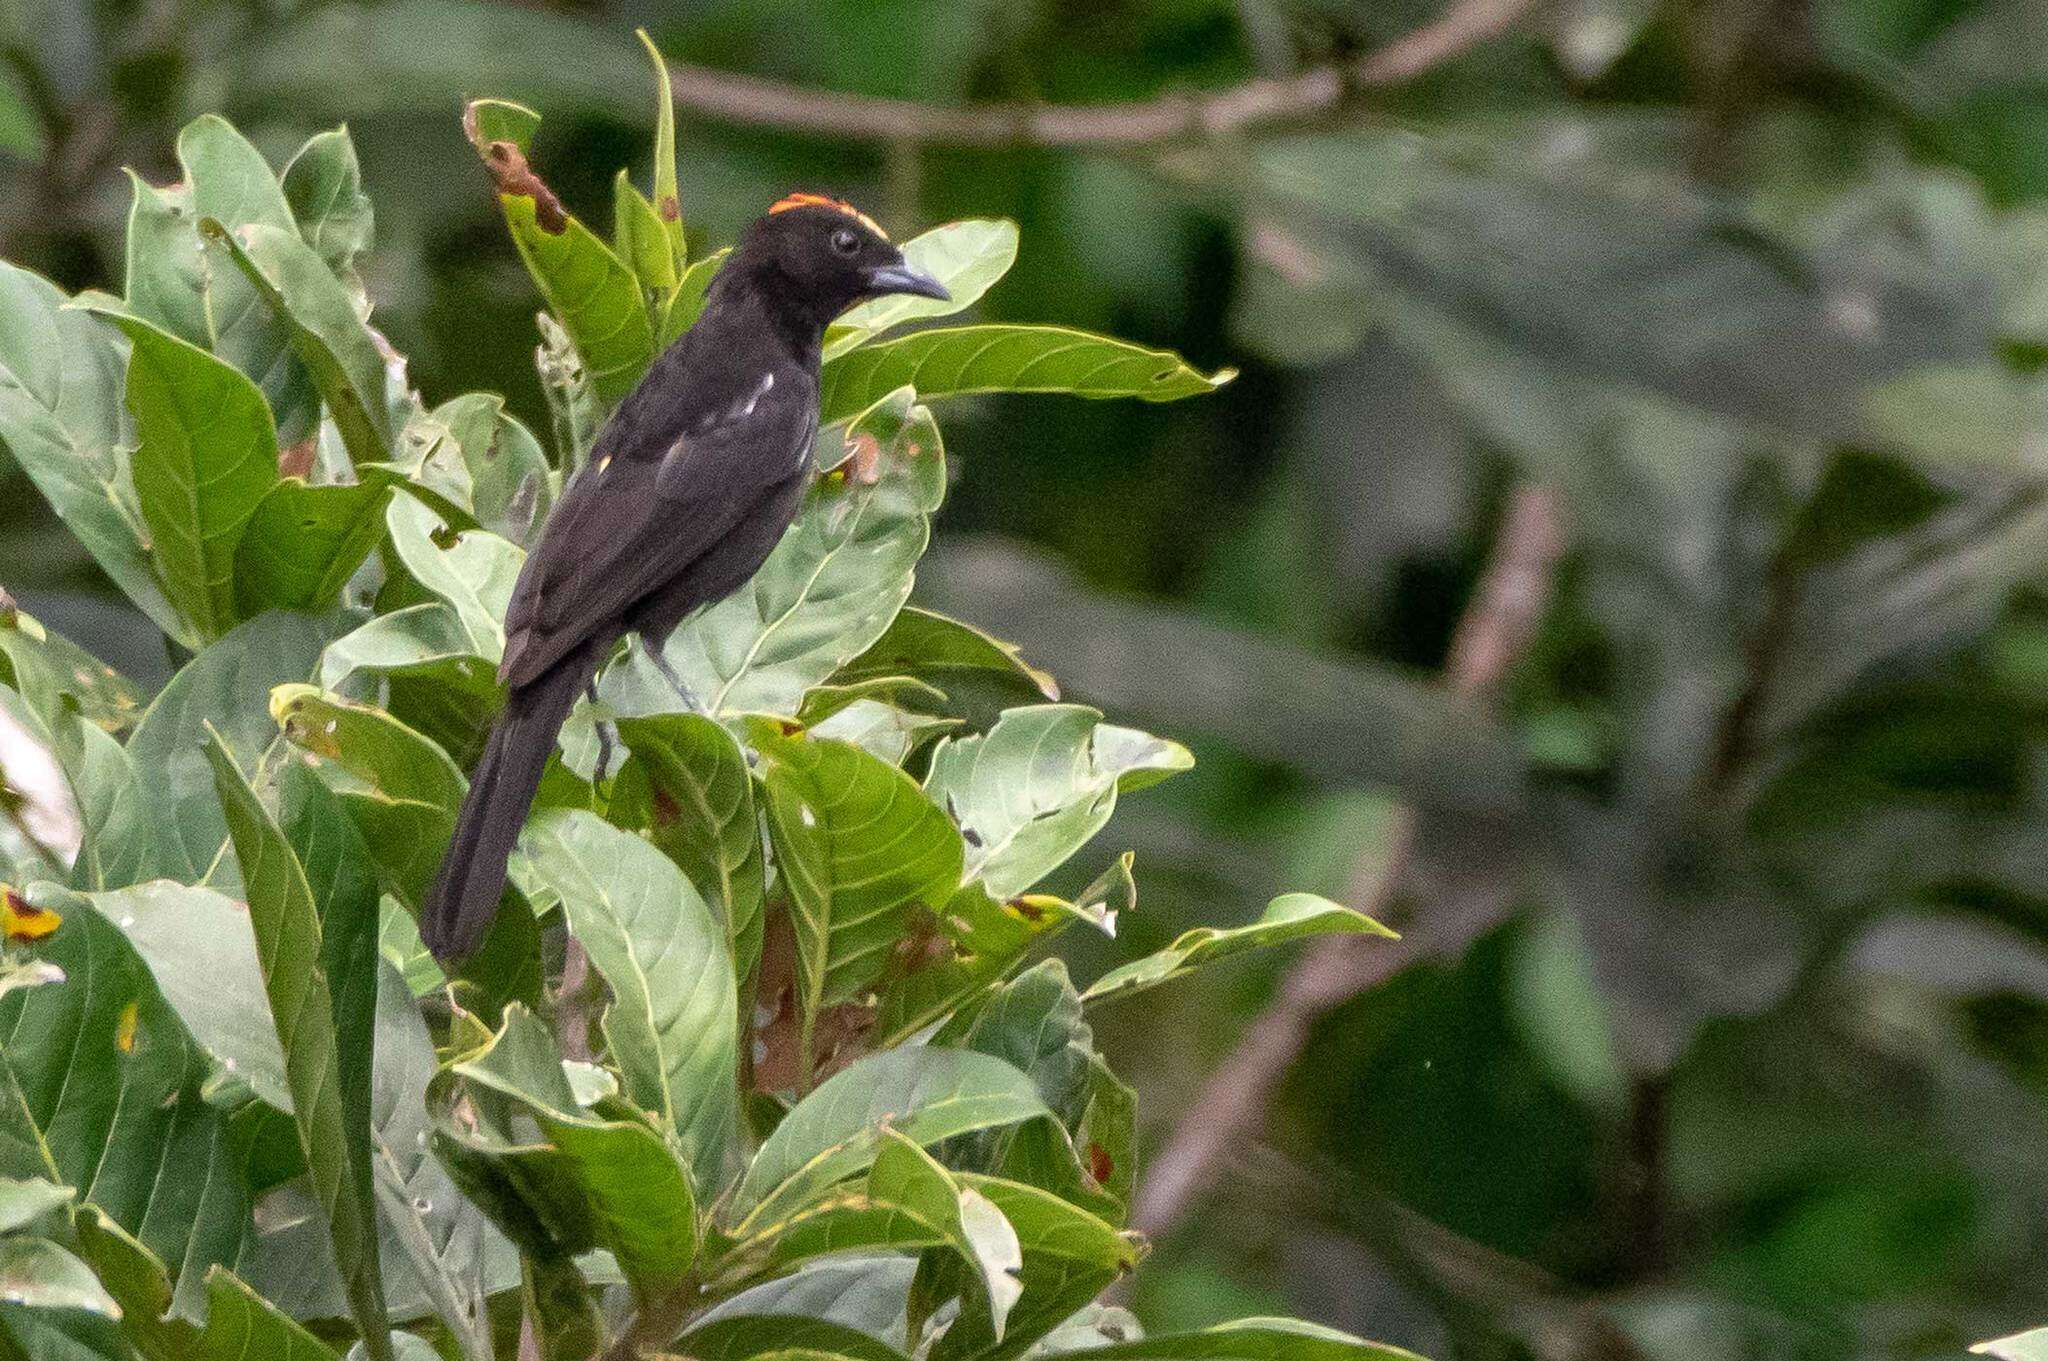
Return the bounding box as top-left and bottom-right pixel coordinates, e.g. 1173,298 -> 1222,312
864,262 -> 950,301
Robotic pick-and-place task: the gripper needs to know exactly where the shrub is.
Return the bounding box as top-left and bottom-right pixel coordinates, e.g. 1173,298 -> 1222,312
0,47 -> 1411,1361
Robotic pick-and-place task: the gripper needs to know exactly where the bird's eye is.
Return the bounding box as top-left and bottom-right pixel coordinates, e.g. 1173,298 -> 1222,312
830,227 -> 860,256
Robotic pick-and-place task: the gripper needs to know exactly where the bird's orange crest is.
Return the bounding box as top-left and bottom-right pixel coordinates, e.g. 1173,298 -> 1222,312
769,192 -> 888,240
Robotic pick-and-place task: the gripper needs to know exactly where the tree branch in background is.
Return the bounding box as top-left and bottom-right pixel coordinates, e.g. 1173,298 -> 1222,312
655,0 -> 1539,147
1134,485 -> 1566,1238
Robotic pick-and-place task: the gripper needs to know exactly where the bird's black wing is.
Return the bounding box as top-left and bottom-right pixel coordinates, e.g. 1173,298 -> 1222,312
499,367 -> 816,690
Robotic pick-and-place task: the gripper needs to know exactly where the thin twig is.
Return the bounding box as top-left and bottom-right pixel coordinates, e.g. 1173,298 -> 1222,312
654,0 -> 1539,148
1133,485 -> 1566,1238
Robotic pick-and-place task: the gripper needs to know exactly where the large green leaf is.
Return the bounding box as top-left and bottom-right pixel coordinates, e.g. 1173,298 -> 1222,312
201,221 -> 394,469
282,128 -> 374,277
1049,1320 -> 1426,1361
382,494 -> 524,663
320,605 -> 502,769
633,28 -> 686,275
269,685 -> 463,910
923,706 -> 1190,900
206,737 -> 393,1360
819,326 -> 1233,424
614,172 -> 677,297
240,962 -> 513,1342
442,1004 -> 698,1302
731,1047 -> 1049,1231
123,115 -> 317,444
0,263 -> 187,645
122,610 -> 335,891
234,478 -> 391,616
826,607 -> 1057,730
611,390 -> 944,719
104,880 -> 291,1111
658,249 -> 727,347
499,192 -> 656,402
0,1237 -> 121,1318
672,1314 -> 911,1361
197,1268 -> 341,1361
0,886 -> 251,1312
825,220 -> 1020,359
91,311 -> 280,641
517,810 -> 737,1186
694,1256 -> 915,1345
925,1174 -> 1138,1361
612,713 -> 766,992
409,393 -> 554,549
1081,895 -> 1396,1005
714,1131 -> 1021,1339
749,722 -> 963,1064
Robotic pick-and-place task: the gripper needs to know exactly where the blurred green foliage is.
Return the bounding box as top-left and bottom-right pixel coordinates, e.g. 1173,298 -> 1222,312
5,0 -> 2048,1358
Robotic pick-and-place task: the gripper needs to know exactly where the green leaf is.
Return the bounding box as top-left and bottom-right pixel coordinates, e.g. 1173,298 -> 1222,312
321,604 -> 502,769
826,220 -> 1020,359
205,736 -> 393,1360
924,1175 -> 1138,1361
0,1178 -> 72,1234
445,1004 -> 698,1301
122,609 -> 335,891
282,127 -> 375,276
611,713 -> 766,997
0,263 -> 189,646
105,880 -> 291,1111
499,193 -> 656,403
940,961 -> 1095,1130
90,310 -> 280,641
614,172 -> 677,297
634,28 -> 686,273
0,884 -> 252,1309
673,1314 -> 912,1361
749,723 -> 963,1064
123,116 -> 316,445
658,249 -> 727,347
270,685 -> 464,908
234,478 -> 391,616
613,390 -> 944,719
71,1207 -> 197,1360
412,393 -> 554,549
382,494 -> 524,664
0,1238 -> 121,1318
1082,894 -> 1396,1005
873,877 -> 1105,1050
1977,1328 -> 2048,1361
200,221 -> 393,469
197,1267 -> 341,1360
827,607 -> 1057,729
819,326 -> 1234,423
732,1047 -> 1049,1231
517,810 -> 737,1187
717,1132 -> 1020,1339
464,99 -> 540,153
695,1257 -> 915,1343
923,706 -> 1190,900
1049,1319 -> 1427,1361
0,607 -> 145,739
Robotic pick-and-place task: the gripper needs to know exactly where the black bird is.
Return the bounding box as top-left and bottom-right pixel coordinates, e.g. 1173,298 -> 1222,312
421,196 -> 948,963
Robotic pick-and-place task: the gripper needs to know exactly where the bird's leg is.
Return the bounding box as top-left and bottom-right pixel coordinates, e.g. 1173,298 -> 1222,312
586,679 -> 617,782
644,643 -> 710,716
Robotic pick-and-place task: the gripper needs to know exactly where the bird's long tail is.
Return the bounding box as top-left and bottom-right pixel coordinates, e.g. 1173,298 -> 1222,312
421,633 -> 610,963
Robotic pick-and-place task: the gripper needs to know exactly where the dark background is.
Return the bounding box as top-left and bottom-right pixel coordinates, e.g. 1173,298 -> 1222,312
5,0 -> 2048,1357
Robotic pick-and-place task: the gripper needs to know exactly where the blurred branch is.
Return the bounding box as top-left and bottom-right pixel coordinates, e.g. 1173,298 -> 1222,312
1133,485 -> 1566,1238
654,0 -> 1538,147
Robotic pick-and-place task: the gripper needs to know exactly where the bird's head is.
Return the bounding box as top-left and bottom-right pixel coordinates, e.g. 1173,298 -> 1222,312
736,194 -> 949,326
